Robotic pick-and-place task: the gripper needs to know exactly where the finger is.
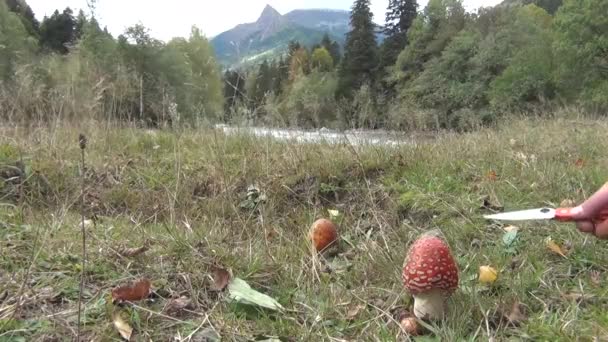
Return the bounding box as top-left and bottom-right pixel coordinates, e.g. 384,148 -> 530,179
576,221 -> 595,233
594,219 -> 608,239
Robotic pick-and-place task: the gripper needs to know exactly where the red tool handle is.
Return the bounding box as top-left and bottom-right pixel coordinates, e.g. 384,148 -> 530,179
554,207 -> 608,222
555,185 -> 608,223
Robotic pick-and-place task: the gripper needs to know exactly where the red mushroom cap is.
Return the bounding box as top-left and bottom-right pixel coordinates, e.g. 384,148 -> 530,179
402,234 -> 459,295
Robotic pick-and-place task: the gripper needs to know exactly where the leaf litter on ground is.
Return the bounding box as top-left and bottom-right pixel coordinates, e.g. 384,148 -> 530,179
112,278 -> 152,303
227,277 -> 284,312
117,239 -> 151,257
545,237 -> 568,258
479,266 -> 498,284
164,296 -> 193,314
112,311 -> 133,341
210,266 -> 231,291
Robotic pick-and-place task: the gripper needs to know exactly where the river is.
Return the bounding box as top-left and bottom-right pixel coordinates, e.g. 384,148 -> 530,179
214,124 -> 422,147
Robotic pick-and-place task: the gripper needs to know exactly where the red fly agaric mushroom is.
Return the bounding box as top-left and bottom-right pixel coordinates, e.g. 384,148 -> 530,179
402,231 -> 459,320
309,218 -> 338,252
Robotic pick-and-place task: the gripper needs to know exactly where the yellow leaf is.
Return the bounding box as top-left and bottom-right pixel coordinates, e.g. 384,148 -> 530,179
546,237 -> 567,258
328,209 -> 340,218
504,225 -> 519,233
113,312 -> 133,341
479,266 -> 498,284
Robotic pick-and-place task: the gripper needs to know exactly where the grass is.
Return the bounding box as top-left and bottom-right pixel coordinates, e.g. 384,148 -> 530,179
1,116 -> 608,341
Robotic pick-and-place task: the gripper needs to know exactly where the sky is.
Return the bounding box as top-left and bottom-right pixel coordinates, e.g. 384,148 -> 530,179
25,0 -> 503,42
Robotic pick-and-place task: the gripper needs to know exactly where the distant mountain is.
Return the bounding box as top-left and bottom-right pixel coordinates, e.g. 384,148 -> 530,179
211,4 -> 383,69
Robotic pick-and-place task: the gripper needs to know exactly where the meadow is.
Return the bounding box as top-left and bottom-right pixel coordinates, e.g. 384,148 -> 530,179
1,112 -> 608,341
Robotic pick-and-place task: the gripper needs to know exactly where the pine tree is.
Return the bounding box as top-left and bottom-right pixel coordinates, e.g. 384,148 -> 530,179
273,56 -> 288,94
39,7 -> 77,54
74,9 -> 87,41
378,0 -> 418,87
336,0 -> 378,99
254,59 -> 273,108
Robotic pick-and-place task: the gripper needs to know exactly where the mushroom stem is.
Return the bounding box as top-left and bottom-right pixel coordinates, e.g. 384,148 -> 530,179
412,289 -> 447,320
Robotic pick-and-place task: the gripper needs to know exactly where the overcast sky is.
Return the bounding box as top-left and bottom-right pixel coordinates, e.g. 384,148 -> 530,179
25,0 -> 503,41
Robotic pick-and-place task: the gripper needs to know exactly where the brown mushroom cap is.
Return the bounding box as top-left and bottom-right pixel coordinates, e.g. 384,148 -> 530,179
309,218 -> 338,252
402,234 -> 459,295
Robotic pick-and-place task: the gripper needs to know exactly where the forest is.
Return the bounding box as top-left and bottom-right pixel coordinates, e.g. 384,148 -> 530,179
1,0 -> 606,131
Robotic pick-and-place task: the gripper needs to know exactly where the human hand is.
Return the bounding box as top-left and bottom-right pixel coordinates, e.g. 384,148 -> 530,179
572,182 -> 608,239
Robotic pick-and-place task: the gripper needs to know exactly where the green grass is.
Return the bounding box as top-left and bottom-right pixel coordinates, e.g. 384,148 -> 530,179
1,116 -> 608,341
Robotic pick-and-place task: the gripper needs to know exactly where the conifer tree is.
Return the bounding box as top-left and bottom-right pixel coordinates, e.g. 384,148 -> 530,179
336,0 -> 378,99
379,0 -> 418,72
39,7 -> 76,54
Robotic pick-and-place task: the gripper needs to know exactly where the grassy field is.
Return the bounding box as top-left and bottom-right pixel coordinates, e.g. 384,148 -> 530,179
1,115 -> 608,341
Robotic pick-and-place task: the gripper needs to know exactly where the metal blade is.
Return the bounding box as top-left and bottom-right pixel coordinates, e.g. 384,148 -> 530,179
483,208 -> 556,221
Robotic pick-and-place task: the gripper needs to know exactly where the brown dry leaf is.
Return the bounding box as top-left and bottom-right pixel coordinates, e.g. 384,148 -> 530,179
560,199 -> 576,208
562,292 -> 595,301
480,196 -> 504,211
113,312 -> 133,341
400,316 -> 421,336
546,237 -> 567,258
164,296 -> 193,313
590,271 -> 601,286
506,300 -> 526,326
112,278 -> 152,303
346,304 -> 365,321
486,170 -> 498,181
503,225 -> 519,233
118,244 -> 150,257
210,266 -> 231,291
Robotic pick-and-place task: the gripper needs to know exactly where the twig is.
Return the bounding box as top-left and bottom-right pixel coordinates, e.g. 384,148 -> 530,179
77,133 -> 88,341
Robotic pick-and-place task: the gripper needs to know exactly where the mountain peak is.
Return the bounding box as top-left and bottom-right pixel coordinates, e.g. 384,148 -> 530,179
257,4 -> 282,24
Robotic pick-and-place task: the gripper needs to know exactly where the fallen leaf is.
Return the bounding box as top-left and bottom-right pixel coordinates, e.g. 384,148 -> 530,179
486,170 -> 498,181
503,225 -> 519,233
400,316 -> 421,336
112,278 -> 151,303
346,304 -> 365,320
210,266 -> 231,291
227,277 -> 284,311
479,266 -> 498,284
562,292 -> 595,301
509,256 -> 523,270
164,296 -> 193,313
590,271 -> 601,286
480,196 -> 503,211
191,327 -> 221,342
575,158 -> 585,168
506,300 -> 526,326
560,199 -> 576,208
514,152 -> 528,162
118,244 -> 150,257
79,219 -> 93,229
502,230 -> 518,247
328,209 -> 340,218
113,312 -> 133,341
546,237 -> 567,258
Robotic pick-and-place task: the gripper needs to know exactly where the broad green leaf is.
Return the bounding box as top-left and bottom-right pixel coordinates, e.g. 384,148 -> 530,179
502,230 -> 518,247
227,277 -> 284,311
